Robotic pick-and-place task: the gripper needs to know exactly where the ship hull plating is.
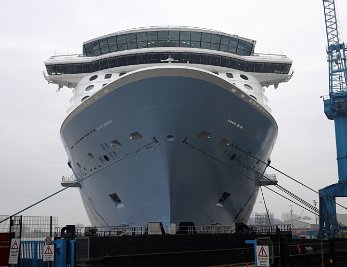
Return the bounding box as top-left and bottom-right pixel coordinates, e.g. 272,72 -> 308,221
61,67 -> 277,227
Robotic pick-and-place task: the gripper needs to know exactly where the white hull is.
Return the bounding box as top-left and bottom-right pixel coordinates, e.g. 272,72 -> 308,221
61,67 -> 277,227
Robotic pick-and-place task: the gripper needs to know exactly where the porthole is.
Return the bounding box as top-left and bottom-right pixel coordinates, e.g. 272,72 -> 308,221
166,134 -> 175,142
119,72 -> 126,76
81,96 -> 89,102
212,71 -> 219,75
102,83 -> 108,87
229,154 -> 236,161
198,131 -> 211,139
244,84 -> 253,90
226,73 -> 233,78
250,95 -> 257,101
111,139 -> 121,147
218,139 -> 230,146
240,74 -> 249,80
130,132 -> 143,140
89,75 -> 98,81
104,73 -> 112,79
103,155 -> 110,161
85,85 -> 94,91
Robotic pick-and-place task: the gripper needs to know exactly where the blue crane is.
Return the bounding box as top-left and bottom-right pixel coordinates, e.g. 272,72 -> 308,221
319,0 -> 347,237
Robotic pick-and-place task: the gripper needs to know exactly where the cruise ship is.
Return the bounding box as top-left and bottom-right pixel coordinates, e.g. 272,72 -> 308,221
44,26 -> 293,228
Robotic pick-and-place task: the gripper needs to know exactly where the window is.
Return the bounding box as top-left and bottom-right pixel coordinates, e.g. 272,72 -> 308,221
198,131 -> 211,139
179,31 -> 190,41
100,59 -> 108,69
81,96 -> 89,102
111,139 -> 121,147
220,36 -> 230,45
99,39 -> 109,54
211,56 -> 220,66
240,74 -> 249,80
216,192 -> 231,207
244,84 -> 253,90
85,85 -> 94,91
48,51 -> 291,76
226,72 -> 233,78
136,32 -> 147,42
109,193 -> 124,208
218,138 -> 230,146
92,41 -> 101,56
117,56 -> 126,66
255,63 -> 265,72
191,32 -> 201,42
82,63 -> 92,73
82,30 -> 255,56
211,34 -> 221,45
89,75 -> 98,81
130,132 -> 143,140
117,35 -> 127,44
104,73 -> 112,79
166,134 -> 175,142
246,62 -> 255,72
201,32 -> 211,43
92,61 -> 101,72
250,95 -> 257,101
158,31 -> 169,41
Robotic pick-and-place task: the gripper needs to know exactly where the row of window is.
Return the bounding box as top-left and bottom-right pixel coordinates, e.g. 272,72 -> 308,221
83,72 -> 253,93
46,52 -> 291,75
83,30 -> 254,57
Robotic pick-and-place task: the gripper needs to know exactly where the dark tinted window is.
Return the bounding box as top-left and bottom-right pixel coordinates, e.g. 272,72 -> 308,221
82,30 -> 255,57
47,52 -> 291,76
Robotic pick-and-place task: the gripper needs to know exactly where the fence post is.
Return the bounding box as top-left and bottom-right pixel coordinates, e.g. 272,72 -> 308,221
33,241 -> 38,267
49,217 -> 53,267
321,239 -> 324,267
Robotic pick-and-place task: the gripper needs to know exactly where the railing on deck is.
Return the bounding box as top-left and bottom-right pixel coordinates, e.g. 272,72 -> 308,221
55,224 -> 294,238
55,224 -> 237,238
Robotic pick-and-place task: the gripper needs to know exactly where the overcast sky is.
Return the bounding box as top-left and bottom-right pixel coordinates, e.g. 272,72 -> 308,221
1,0 -> 347,227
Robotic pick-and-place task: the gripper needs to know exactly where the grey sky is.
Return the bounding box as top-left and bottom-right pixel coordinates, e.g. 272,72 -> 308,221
1,0 -> 346,226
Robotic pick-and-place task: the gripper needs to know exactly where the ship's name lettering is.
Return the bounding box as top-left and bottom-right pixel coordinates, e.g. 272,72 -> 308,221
227,119 -> 244,130
71,120 -> 113,149
96,120 -> 113,131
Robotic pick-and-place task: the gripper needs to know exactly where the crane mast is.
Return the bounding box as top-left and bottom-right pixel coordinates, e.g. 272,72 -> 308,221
319,0 -> 347,237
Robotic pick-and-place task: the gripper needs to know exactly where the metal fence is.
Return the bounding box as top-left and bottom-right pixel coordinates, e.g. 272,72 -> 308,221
0,215 -> 58,267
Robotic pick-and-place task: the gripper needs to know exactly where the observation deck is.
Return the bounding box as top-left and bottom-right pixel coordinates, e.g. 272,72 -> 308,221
82,26 -> 256,57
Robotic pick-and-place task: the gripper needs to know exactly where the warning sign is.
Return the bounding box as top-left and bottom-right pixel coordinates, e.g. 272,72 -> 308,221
8,238 -> 20,264
256,245 -> 269,267
43,244 -> 54,262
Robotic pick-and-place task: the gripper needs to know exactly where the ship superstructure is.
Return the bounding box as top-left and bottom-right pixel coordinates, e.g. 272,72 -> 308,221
44,26 -> 293,228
